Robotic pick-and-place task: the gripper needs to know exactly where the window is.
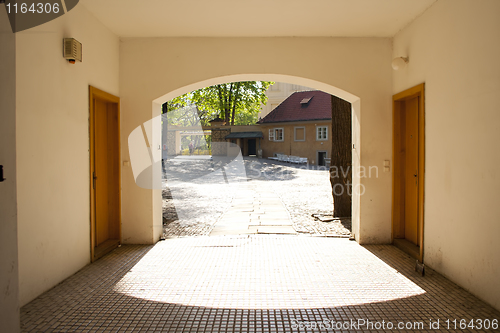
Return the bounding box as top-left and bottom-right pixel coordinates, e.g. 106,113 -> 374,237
300,97 -> 313,105
274,128 -> 284,141
268,129 -> 275,141
294,127 -> 305,141
269,127 -> 284,142
316,126 -> 328,140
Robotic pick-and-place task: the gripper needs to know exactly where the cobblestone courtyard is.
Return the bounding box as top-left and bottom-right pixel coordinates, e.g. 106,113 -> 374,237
163,157 -> 351,238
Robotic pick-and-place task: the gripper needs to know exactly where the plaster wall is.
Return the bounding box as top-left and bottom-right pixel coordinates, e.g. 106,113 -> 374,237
120,37 -> 393,245
226,125 -> 262,133
15,6 -> 119,306
0,8 -> 20,332
393,0 -> 500,309
260,121 -> 332,165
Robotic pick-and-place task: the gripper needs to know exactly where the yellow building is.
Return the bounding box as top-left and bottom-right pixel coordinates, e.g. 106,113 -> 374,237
259,91 -> 332,166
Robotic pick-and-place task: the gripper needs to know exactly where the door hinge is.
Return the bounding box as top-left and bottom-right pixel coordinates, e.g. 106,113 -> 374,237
93,172 -> 97,189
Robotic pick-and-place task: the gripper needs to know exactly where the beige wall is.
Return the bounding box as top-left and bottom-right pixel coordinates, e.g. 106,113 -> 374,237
0,9 -> 20,332
393,0 -> 500,309
260,122 -> 332,165
15,6 -> 119,306
120,37 -> 393,246
227,125 -> 262,133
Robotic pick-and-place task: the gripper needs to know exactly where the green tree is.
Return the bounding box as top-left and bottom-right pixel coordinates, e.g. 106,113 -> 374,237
163,96 -> 199,127
163,81 -> 273,152
162,95 -> 209,152
168,81 -> 273,126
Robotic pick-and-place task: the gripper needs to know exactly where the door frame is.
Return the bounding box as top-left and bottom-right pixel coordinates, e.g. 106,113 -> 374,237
89,86 -> 121,262
392,83 -> 425,262
317,150 -> 327,166
247,138 -> 257,156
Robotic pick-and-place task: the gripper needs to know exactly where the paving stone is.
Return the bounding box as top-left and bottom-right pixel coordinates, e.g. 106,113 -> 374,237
256,226 -> 296,234
163,158 -> 351,238
259,219 -> 292,226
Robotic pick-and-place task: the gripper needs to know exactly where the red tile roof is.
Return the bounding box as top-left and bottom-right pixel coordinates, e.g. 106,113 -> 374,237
258,90 -> 331,124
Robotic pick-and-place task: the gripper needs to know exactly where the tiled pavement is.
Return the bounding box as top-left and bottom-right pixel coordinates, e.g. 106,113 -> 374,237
20,236 -> 500,332
210,183 -> 296,236
163,158 -> 351,238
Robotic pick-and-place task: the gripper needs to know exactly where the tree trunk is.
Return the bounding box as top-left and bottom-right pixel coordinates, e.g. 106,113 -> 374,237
217,84 -> 230,123
217,86 -> 225,120
227,83 -> 233,123
330,95 -> 352,218
225,83 -> 232,123
231,83 -> 241,125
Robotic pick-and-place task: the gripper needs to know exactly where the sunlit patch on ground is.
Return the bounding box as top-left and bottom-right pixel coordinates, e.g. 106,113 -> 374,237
114,236 -> 425,309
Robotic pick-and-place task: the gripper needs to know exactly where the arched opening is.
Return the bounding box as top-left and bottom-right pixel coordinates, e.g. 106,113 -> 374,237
146,74 -> 361,240
120,38 -> 393,247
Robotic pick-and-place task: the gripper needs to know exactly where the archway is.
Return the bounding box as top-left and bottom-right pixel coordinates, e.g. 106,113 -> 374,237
148,74 -> 361,242
119,37 -> 393,246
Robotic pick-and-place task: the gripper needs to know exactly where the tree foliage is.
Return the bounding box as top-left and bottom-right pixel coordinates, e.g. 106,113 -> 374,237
162,94 -> 199,127
163,81 -> 273,126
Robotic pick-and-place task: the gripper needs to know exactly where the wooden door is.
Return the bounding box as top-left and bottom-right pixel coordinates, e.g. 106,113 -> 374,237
94,99 -> 110,246
90,87 -> 121,261
392,83 -> 425,261
247,139 -> 256,155
318,151 -> 326,166
404,96 -> 419,245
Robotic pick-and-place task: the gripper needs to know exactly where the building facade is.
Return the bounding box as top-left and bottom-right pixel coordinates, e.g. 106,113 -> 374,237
259,90 -> 332,165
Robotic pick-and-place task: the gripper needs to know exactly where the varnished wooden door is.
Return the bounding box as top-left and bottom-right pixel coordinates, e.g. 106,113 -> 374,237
392,83 -> 425,261
90,86 -> 121,261
94,99 -> 110,246
404,96 -> 419,245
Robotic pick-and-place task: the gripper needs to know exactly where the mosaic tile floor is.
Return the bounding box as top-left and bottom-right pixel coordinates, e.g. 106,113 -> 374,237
20,236 -> 500,332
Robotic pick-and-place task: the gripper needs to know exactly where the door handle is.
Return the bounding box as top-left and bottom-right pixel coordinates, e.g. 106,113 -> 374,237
93,172 -> 97,189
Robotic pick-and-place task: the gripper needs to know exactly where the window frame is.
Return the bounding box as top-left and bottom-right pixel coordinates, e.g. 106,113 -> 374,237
316,125 -> 328,141
268,128 -> 275,141
268,127 -> 284,142
274,127 -> 284,142
294,126 -> 306,142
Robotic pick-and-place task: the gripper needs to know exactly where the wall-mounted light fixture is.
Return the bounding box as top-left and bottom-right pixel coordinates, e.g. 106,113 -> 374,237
63,38 -> 82,64
392,56 -> 409,70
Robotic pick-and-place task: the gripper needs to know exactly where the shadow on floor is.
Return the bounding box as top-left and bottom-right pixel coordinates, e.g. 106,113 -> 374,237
20,239 -> 500,333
